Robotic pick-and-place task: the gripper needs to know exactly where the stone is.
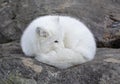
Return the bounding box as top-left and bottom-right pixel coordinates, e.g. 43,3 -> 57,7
0,75 -> 37,84
0,41 -> 120,84
22,58 -> 43,73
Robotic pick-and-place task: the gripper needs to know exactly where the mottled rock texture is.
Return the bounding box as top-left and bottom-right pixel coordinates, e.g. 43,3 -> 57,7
0,42 -> 120,84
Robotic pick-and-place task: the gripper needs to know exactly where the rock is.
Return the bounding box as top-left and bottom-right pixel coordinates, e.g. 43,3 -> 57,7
0,75 -> 37,84
0,0 -> 22,43
21,58 -> 43,73
0,0 -> 120,48
0,41 -> 120,84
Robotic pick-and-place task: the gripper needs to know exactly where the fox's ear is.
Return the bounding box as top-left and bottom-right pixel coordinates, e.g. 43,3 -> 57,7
36,27 -> 49,37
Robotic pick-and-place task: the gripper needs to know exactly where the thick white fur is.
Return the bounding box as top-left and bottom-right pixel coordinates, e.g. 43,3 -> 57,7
21,15 -> 96,69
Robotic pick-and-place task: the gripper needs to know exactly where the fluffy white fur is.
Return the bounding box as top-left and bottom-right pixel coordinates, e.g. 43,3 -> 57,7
21,15 -> 96,69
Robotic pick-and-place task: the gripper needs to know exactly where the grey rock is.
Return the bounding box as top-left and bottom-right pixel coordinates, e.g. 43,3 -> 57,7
0,0 -> 120,48
0,75 -> 37,84
0,41 -> 120,84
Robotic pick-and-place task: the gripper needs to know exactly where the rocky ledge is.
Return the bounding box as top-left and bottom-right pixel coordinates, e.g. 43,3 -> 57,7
0,41 -> 120,84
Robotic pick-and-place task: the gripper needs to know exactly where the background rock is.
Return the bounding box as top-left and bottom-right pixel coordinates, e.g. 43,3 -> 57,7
0,41 -> 120,84
0,0 -> 120,48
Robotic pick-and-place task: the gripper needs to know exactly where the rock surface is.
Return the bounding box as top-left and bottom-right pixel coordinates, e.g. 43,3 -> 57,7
0,41 -> 120,84
0,0 -> 120,48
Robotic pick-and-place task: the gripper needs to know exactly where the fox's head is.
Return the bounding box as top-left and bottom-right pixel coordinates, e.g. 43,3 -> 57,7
34,16 -> 64,53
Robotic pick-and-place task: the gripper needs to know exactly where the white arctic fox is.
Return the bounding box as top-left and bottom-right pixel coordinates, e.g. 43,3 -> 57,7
21,15 -> 96,69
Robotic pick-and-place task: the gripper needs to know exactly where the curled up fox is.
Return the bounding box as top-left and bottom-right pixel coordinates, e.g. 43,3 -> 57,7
21,15 -> 96,69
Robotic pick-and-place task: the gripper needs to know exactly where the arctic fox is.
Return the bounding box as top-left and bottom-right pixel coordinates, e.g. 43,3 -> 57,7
21,15 -> 96,69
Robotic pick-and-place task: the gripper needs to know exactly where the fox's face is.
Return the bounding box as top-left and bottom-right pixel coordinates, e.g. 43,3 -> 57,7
35,27 -> 64,53
32,16 -> 65,53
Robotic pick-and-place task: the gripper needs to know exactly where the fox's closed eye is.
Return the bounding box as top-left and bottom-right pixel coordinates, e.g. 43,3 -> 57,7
54,40 -> 59,43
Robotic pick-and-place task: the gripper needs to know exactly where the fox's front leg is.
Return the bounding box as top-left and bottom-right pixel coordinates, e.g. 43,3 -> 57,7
35,51 -> 56,63
35,50 -> 72,69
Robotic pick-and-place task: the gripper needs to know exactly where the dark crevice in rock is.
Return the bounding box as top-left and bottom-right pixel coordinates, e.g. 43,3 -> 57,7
97,41 -> 105,48
109,14 -> 120,22
0,33 -> 13,44
110,39 -> 120,48
11,12 -> 17,20
97,39 -> 120,49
